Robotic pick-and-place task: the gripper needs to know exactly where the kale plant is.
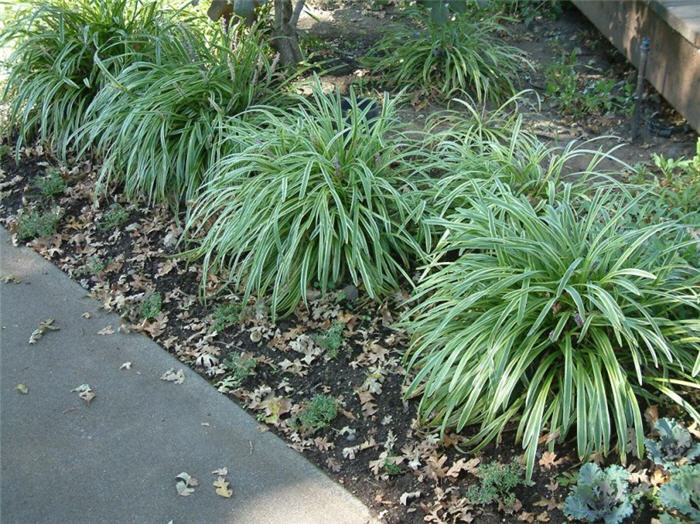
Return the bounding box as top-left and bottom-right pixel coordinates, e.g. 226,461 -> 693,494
658,465 -> 700,523
563,463 -> 636,524
645,419 -> 700,471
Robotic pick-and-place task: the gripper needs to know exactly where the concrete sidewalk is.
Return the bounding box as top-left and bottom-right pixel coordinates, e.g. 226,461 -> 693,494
0,227 -> 372,524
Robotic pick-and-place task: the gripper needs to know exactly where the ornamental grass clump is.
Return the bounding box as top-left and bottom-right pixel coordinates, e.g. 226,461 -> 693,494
421,97 -> 625,218
402,189 -> 700,481
184,85 -> 430,319
80,20 -> 285,206
362,12 -> 528,103
0,0 -> 175,157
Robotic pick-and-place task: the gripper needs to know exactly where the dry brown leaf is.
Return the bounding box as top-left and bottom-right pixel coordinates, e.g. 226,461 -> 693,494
97,325 -> 115,335
538,451 -> 564,470
645,405 -> 659,428
175,472 -> 198,496
29,318 -> 59,344
71,384 -> 95,405
160,368 -> 185,384
213,477 -> 232,498
446,458 -> 480,479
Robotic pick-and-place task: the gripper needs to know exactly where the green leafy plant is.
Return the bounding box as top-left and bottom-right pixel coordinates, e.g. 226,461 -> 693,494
465,458 -> 524,507
627,142 -> 700,266
294,394 -> 338,435
140,291 -> 162,319
81,20 -> 287,206
658,465 -> 700,523
313,322 -> 345,359
15,207 -> 62,241
217,352 -> 256,391
402,188 -> 700,480
35,169 -> 66,198
73,256 -> 106,278
363,12 -> 528,103
184,84 -> 429,319
645,418 -> 700,471
97,203 -> 130,233
421,97 -> 622,218
545,50 -> 633,117
0,0 -> 176,157
211,301 -> 243,333
563,463 -> 636,524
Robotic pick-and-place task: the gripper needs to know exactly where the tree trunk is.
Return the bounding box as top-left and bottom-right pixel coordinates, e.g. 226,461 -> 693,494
272,0 -> 304,66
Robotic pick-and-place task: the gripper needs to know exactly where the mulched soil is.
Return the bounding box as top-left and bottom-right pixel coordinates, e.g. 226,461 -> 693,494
1,3 -> 698,523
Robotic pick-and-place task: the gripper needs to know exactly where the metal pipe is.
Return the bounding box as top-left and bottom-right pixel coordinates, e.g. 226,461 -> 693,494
631,38 -> 651,141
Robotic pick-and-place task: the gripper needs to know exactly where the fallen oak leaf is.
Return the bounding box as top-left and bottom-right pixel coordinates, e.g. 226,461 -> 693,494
175,472 -> 198,496
160,368 -> 184,384
14,383 -> 29,394
213,476 -> 232,498
97,325 -> 115,335
29,318 -> 59,344
538,451 -> 564,470
71,384 -> 95,405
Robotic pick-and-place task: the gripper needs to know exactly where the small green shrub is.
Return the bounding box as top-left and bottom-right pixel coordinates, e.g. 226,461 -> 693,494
294,394 -> 338,435
402,189 -> 700,480
211,301 -> 243,332
0,0 -> 177,156
35,169 -> 66,198
645,418 -> 700,471
658,465 -> 700,523
184,84 -> 429,319
313,322 -> 345,359
465,458 -> 524,507
563,463 -> 636,524
140,292 -> 162,319
15,207 -> 62,241
97,203 -> 130,233
363,12 -> 528,103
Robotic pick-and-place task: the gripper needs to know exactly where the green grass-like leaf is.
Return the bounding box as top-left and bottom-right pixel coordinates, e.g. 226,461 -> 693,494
0,0 -> 179,157
362,12 -> 529,103
79,20 -> 288,206
402,188 -> 700,481
183,84 -> 430,319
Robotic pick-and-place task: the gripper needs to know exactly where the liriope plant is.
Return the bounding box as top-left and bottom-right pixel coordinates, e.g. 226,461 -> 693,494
183,84 -> 431,319
362,11 -> 529,103
420,96 -> 629,218
78,19 -> 288,207
0,0 -> 178,157
402,188 -> 700,480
